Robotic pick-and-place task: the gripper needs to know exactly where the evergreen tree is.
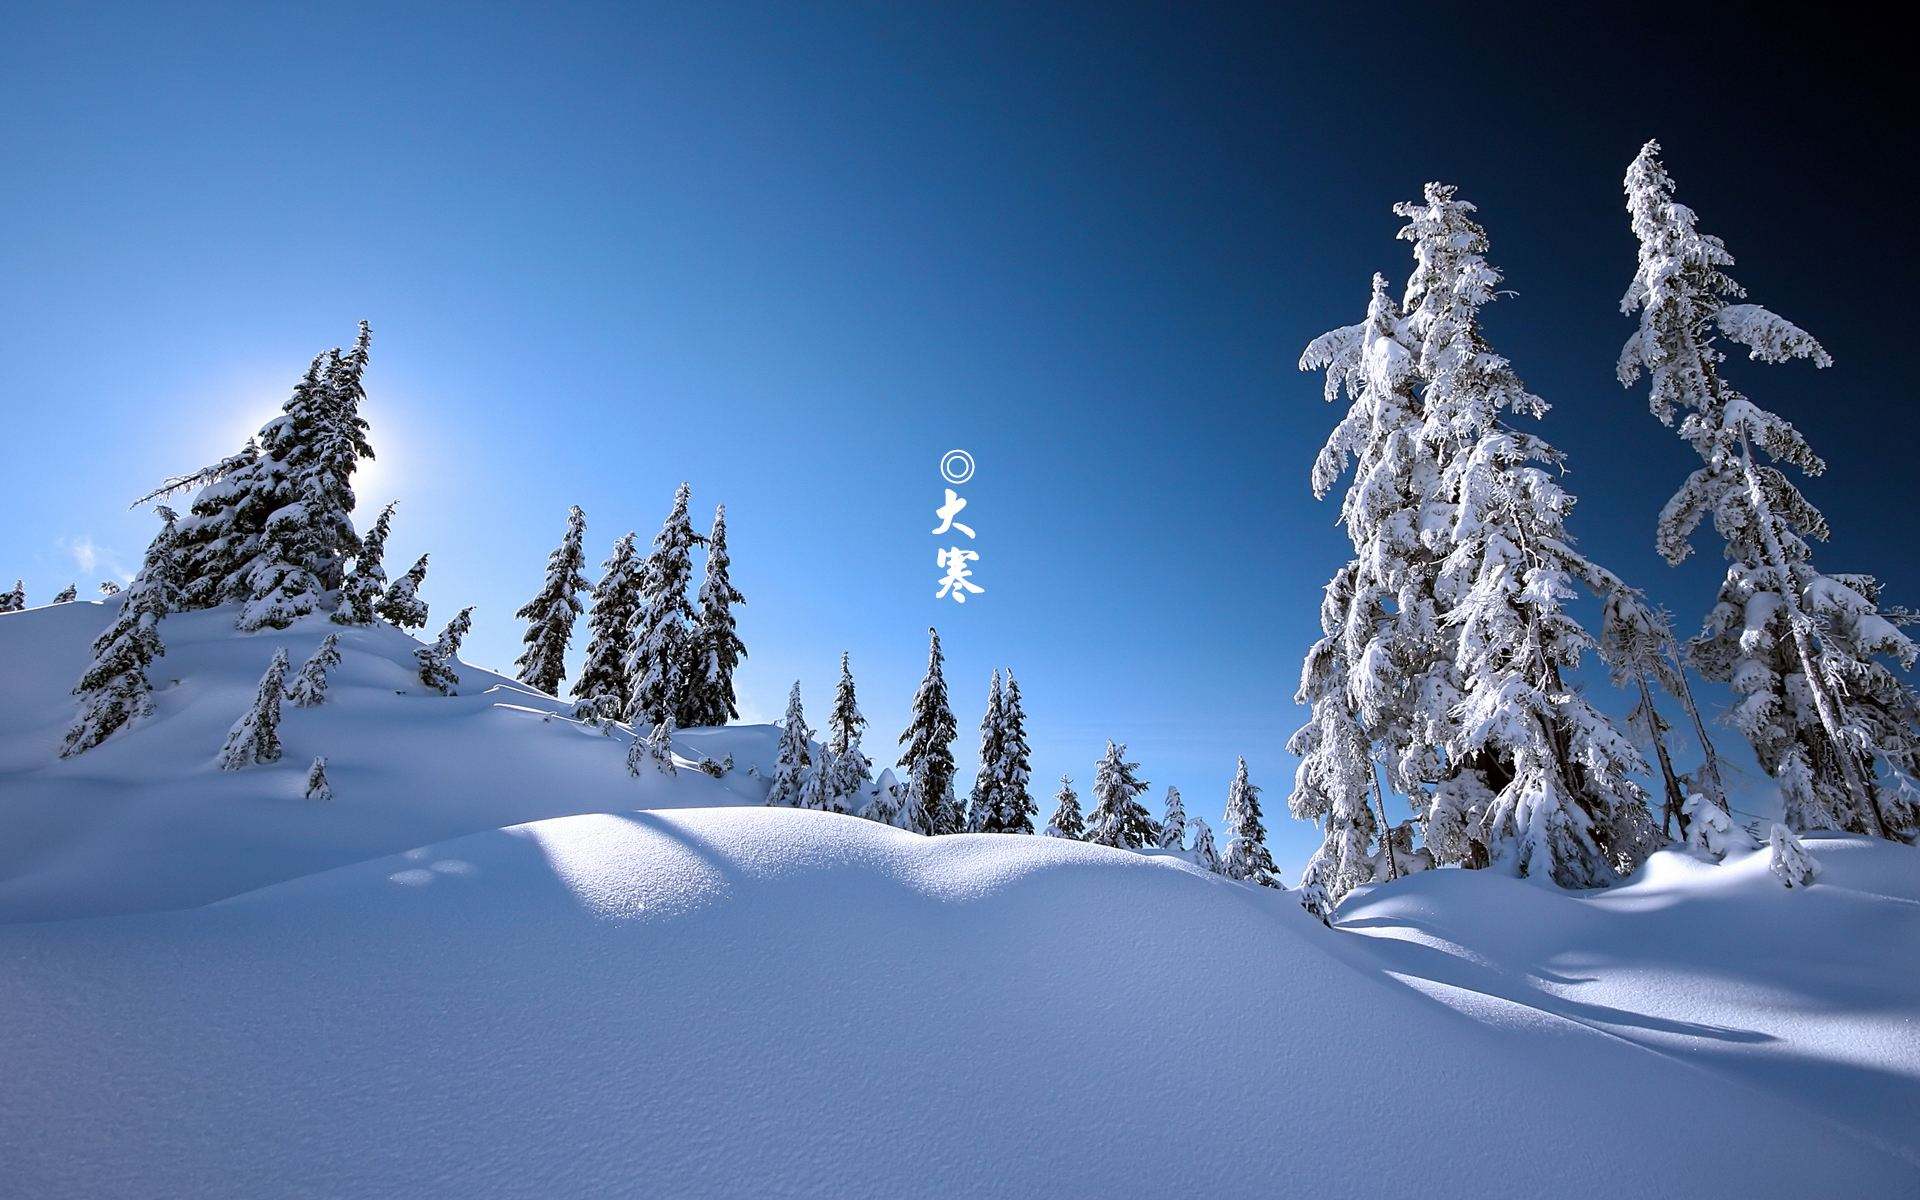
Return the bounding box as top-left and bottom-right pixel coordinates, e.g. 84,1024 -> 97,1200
415,606 -> 473,695
1189,815 -> 1223,874
898,627 -> 959,834
287,632 -> 342,708
1768,824 -> 1819,888
862,768 -> 909,828
514,505 -> 589,696
377,554 -> 430,630
1085,740 -> 1156,849
826,652 -> 874,810
333,500 -> 396,626
52,584 -> 78,604
1044,775 -> 1085,840
219,649 -> 290,769
799,745 -> 840,812
1620,141 -> 1918,842
1222,757 -> 1280,887
61,508 -> 179,756
1682,791 -> 1754,860
1398,182 -> 1655,886
572,532 -> 643,722
1600,589 -> 1724,839
98,580 -> 121,596
685,504 -> 747,727
766,681 -> 812,807
628,715 -> 678,777
988,672 -> 1037,834
967,670 -> 1006,832
304,756 -> 332,802
626,483 -> 702,729
0,580 -> 23,611
1157,786 -> 1187,850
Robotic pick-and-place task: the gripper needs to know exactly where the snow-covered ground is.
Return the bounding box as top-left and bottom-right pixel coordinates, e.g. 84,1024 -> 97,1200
3,600 -> 1917,1197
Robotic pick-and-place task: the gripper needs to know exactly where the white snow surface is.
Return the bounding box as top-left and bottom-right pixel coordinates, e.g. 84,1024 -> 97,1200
2,601 -> 1918,1198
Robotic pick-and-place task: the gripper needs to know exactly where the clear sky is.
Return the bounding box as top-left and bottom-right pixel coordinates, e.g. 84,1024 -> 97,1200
4,4 -> 1913,873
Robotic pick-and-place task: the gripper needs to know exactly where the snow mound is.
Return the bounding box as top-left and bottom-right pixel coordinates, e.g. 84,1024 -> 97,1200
2,806 -> 1917,1198
0,600 -> 779,922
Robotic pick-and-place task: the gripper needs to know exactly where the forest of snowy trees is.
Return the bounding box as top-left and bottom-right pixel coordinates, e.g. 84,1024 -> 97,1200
16,141 -> 1917,911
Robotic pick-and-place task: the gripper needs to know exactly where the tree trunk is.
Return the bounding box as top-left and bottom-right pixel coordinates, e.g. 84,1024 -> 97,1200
1637,670 -> 1688,839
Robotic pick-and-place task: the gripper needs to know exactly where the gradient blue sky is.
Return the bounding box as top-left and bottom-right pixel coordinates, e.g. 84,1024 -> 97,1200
4,4 -> 1913,871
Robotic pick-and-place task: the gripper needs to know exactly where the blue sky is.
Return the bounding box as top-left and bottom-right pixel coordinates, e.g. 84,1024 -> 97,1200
3,4 -> 1913,872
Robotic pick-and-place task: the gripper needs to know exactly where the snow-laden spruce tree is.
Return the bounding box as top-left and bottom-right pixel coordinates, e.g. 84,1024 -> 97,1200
967,670 -> 1006,832
1045,776 -> 1085,839
99,580 -> 121,595
572,532 -> 643,722
1157,786 -> 1187,850
377,554 -> 430,630
684,504 -> 746,728
1295,273 -> 1454,870
304,756 -> 332,801
219,649 -> 290,769
862,768 -> 909,828
1222,757 -> 1280,887
1620,141 -> 1918,841
1189,815 -> 1222,873
61,508 -> 181,756
826,652 -> 874,810
987,672 -> 1037,833
514,505 -> 589,697
898,627 -> 959,834
332,500 -> 396,626
52,583 -> 78,604
766,681 -> 812,807
626,483 -> 702,729
0,580 -> 23,611
799,745 -> 840,812
1600,588 -> 1727,838
416,606 -> 473,696
1682,791 -> 1754,860
628,715 -> 678,777
287,632 -> 342,708
1085,741 -> 1156,849
1768,824 -> 1819,888
1393,182 -> 1657,885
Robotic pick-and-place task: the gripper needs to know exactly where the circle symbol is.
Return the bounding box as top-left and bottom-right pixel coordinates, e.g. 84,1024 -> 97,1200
940,449 -> 975,486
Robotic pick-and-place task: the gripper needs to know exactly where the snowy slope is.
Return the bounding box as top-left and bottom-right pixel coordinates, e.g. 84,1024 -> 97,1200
3,601 -> 1918,1198
2,808 -> 1916,1198
0,600 -> 778,922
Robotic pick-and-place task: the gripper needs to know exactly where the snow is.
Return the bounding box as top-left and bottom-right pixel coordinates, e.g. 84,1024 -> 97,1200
3,601 -> 1919,1197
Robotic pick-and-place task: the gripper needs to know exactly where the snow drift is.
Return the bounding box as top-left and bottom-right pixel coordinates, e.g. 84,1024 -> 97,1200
3,600 -> 1918,1198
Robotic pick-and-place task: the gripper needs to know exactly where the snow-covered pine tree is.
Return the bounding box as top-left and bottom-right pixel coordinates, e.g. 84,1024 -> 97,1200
1157,786 -> 1187,850
1620,141 -> 1919,842
98,580 -> 121,595
572,532 -> 643,722
766,681 -> 812,807
826,653 -> 874,810
333,500 -> 396,626
0,580 -> 23,611
627,715 -> 678,777
52,584 -> 78,604
799,745 -> 840,812
898,627 -> 959,834
1189,815 -> 1222,873
1682,791 -> 1754,860
377,554 -> 430,630
1085,741 -> 1155,849
626,483 -> 702,729
60,508 -> 181,756
1289,576 -> 1384,906
967,670 -> 1006,832
415,606 -> 473,696
514,505 -> 589,696
304,756 -> 332,801
1044,775 -> 1085,839
287,632 -> 342,708
218,649 -> 290,769
1768,824 -> 1819,888
987,672 -> 1037,834
1222,757 -> 1280,887
1393,182 -> 1658,886
862,768 -> 908,828
684,504 -> 746,728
